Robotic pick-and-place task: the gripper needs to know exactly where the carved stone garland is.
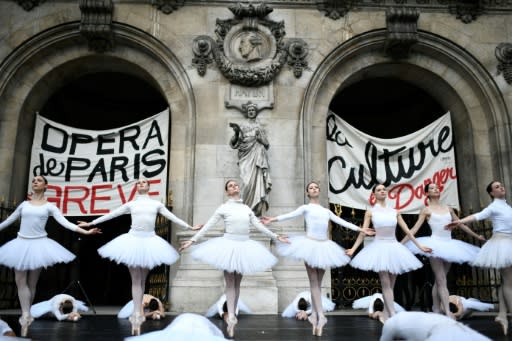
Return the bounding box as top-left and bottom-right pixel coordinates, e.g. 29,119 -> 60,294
496,43 -> 512,85
152,0 -> 184,14
448,0 -> 484,24
15,0 -> 44,11
191,2 -> 308,86
316,0 -> 353,20
79,0 -> 114,53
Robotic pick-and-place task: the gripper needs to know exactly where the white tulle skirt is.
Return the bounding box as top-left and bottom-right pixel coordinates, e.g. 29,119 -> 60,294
124,313 -> 227,341
0,236 -> 75,270
190,234 -> 277,275
472,232 -> 512,269
276,235 -> 350,269
350,238 -> 423,275
98,229 -> 179,269
405,236 -> 480,264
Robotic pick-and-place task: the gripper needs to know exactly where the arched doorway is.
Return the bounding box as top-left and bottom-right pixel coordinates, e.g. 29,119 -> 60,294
36,70 -> 168,305
301,30 -> 511,307
0,23 -> 197,308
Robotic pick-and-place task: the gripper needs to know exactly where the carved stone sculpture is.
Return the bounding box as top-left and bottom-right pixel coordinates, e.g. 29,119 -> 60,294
79,0 -> 114,53
496,43 -> 512,85
384,7 -> 419,59
229,104 -> 271,216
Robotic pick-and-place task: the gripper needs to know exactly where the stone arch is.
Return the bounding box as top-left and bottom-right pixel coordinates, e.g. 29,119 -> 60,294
0,22 -> 195,219
302,29 -> 511,213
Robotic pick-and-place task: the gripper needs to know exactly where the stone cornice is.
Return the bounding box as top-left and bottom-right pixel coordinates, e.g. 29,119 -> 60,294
14,0 -> 512,12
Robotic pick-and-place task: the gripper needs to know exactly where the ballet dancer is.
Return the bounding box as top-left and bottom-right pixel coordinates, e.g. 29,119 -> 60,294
0,175 -> 101,336
261,181 -> 375,336
352,292 -> 405,321
117,294 -> 165,320
447,180 -> 512,335
78,178 -> 201,335
179,179 -> 289,338
31,293 -> 88,321
403,183 -> 484,317
448,295 -> 494,320
281,290 -> 335,321
205,294 -> 251,322
380,311 -> 491,341
346,183 -> 432,323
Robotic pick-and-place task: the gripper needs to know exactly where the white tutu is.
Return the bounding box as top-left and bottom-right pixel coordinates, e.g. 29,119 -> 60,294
350,238 -> 422,275
190,234 -> 277,274
0,236 -> 75,270
125,313 -> 227,341
472,232 -> 512,269
98,229 -> 179,269
405,236 -> 480,264
276,235 -> 350,269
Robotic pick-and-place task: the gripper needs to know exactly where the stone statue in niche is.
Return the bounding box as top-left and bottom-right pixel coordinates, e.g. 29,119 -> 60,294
238,31 -> 263,62
229,103 -> 271,216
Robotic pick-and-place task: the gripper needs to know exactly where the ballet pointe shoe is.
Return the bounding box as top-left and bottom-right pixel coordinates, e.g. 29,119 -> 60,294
129,313 -> 145,336
308,312 -> 317,335
315,316 -> 327,337
226,315 -> 237,338
495,315 -> 508,336
19,313 -> 33,337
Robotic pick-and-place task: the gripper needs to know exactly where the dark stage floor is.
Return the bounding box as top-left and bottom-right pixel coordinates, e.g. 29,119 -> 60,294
0,311 -> 509,341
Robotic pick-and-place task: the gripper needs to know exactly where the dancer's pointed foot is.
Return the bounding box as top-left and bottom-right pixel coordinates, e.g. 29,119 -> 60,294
129,313 -> 145,336
226,315 -> 238,338
495,315 -> 508,335
19,313 -> 33,337
315,315 -> 327,337
308,312 -> 317,335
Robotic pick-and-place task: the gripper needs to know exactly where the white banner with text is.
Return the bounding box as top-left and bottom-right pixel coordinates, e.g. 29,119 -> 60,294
327,112 -> 459,214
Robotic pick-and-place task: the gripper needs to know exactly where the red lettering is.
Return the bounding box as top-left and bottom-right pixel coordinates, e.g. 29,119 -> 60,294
148,179 -> 161,197
46,184 -> 62,209
117,184 -> 137,204
63,186 -> 90,214
90,184 -> 112,214
388,184 -> 414,210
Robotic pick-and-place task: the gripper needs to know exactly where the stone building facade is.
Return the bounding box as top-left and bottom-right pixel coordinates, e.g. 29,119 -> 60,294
0,0 -> 511,313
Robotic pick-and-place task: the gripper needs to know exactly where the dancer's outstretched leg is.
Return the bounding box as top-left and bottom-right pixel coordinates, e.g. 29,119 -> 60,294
128,266 -> 149,335
379,271 -> 397,323
430,258 -> 452,318
224,271 -> 239,338
496,267 -> 512,335
15,270 -> 39,337
306,264 -> 327,336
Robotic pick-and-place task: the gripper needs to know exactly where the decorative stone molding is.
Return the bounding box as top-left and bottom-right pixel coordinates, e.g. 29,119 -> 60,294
191,2 -> 308,86
15,0 -> 44,11
79,0 -> 115,53
151,0 -> 184,14
496,43 -> 512,85
449,0 -> 484,24
316,0 -> 352,20
384,7 -> 419,59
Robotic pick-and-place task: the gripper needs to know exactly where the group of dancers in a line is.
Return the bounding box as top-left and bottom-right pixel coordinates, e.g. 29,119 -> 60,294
0,176 -> 511,339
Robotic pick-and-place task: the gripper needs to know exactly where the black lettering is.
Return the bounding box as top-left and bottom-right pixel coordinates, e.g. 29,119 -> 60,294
70,133 -> 93,155
110,157 -> 129,182
97,134 -> 115,155
65,158 -> 90,181
87,159 -> 108,182
142,121 -> 164,149
41,124 -> 68,153
141,149 -> 166,178
119,126 -> 140,153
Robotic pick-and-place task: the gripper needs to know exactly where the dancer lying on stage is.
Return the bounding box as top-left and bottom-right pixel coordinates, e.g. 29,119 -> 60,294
31,294 -> 88,321
117,294 -> 165,320
352,293 -> 405,322
447,295 -> 495,320
0,318 -> 16,337
205,294 -> 251,322
281,290 -> 335,321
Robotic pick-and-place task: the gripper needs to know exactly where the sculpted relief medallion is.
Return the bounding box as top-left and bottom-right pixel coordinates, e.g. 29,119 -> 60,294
192,2 -> 308,87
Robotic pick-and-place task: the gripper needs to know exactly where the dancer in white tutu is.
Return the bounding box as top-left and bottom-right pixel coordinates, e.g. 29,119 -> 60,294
281,290 -> 335,321
0,175 -> 101,336
117,294 -> 165,320
261,181 -> 375,336
30,293 -> 88,321
402,183 -> 484,318
205,294 -> 251,322
179,179 -> 289,337
78,178 -> 201,335
124,313 -> 228,341
446,180 -> 512,335
346,183 -> 431,322
380,311 -> 491,341
0,318 -> 16,337
448,295 -> 494,320
352,293 -> 405,321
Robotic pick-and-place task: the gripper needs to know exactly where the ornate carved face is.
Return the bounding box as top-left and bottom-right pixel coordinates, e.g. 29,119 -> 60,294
246,105 -> 257,118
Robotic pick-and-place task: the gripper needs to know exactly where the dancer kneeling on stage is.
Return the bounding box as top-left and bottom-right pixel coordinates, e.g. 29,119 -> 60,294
282,290 -> 335,321
205,294 -> 251,322
117,294 -> 165,320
